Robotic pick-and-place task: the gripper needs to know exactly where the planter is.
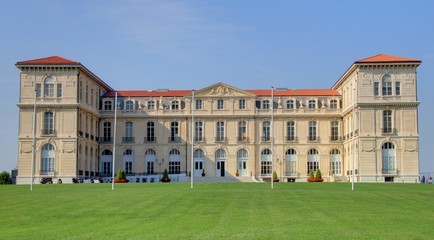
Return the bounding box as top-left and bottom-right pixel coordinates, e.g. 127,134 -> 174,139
114,178 -> 129,183
307,178 -> 324,182
161,177 -> 171,183
273,178 -> 280,182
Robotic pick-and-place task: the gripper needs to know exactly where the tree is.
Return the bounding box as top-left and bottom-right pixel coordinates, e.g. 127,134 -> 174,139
0,171 -> 12,185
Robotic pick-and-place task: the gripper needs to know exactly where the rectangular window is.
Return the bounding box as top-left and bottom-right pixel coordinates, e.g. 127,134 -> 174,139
147,101 -> 155,109
307,161 -> 319,174
286,121 -> 295,141
374,82 -> 379,96
195,99 -> 202,110
238,121 -> 247,141
383,111 -> 392,133
262,100 -> 270,109
331,121 -> 339,141
308,100 -> 316,109
125,162 -> 132,174
147,122 -> 155,141
382,81 -> 392,96
217,99 -> 224,109
170,122 -> 179,142
195,122 -> 203,141
239,99 -> 246,109
216,121 -> 225,141
103,162 -> 111,175
147,162 -> 155,174
308,121 -> 317,141
395,81 -> 400,96
44,83 -> 54,97
169,162 -> 181,174
36,84 -> 42,98
57,84 -> 62,98
261,161 -> 272,175
262,121 -> 270,141
286,100 -> 294,109
44,112 -> 54,135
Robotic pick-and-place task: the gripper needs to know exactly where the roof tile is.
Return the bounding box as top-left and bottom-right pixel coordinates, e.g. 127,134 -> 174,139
16,56 -> 80,65
355,54 -> 421,63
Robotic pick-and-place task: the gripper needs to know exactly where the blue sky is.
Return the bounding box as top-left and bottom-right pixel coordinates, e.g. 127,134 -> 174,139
1,0 -> 433,174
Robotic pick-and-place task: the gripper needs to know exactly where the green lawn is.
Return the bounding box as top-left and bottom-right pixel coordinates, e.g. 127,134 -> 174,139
1,182 -> 433,239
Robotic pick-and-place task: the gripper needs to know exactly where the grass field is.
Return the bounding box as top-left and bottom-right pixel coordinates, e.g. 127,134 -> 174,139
1,182 -> 433,239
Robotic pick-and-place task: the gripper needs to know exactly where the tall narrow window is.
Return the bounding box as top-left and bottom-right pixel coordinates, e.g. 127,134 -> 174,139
36,83 -> 42,98
262,121 -> 270,141
169,149 -> 181,174
308,121 -> 317,141
286,121 -> 295,141
238,121 -> 247,141
195,99 -> 202,110
307,149 -> 319,174
285,149 -> 297,176
217,99 -> 224,109
395,81 -> 400,96
374,82 -> 379,96
145,149 -> 156,174
382,142 -> 395,174
261,149 -> 272,176
382,74 -> 392,96
85,85 -> 89,104
44,112 -> 54,135
103,122 -> 111,142
147,122 -> 155,142
124,149 -> 133,175
124,122 -> 133,142
57,84 -> 62,98
330,121 -> 339,141
41,144 -> 55,173
239,99 -> 246,109
330,149 -> 342,175
44,76 -> 54,98
216,121 -> 225,141
195,122 -> 203,141
383,110 -> 392,133
170,122 -> 179,142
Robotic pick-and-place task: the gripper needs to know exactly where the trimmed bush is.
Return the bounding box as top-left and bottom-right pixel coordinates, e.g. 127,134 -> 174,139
0,171 -> 12,184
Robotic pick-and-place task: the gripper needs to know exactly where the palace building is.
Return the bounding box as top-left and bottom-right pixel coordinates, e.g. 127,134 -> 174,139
15,54 -> 421,184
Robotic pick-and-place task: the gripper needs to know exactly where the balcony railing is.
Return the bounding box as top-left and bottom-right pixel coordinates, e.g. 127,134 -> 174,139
330,136 -> 343,142
307,136 -> 320,142
41,129 -> 56,136
122,137 -> 135,143
100,137 -> 113,143
144,137 -> 157,143
285,136 -> 298,142
382,128 -> 398,135
215,136 -> 227,142
261,136 -> 271,142
194,136 -> 205,142
237,136 -> 249,142
168,136 -> 181,143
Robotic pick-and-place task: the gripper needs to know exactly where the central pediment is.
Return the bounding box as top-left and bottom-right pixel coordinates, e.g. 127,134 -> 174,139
193,82 -> 256,98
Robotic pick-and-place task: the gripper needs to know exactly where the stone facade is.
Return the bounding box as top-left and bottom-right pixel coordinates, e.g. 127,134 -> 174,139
15,54 -> 421,184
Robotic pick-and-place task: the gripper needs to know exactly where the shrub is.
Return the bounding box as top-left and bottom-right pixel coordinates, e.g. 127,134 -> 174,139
309,170 -> 315,179
0,171 -> 12,184
116,169 -> 123,179
161,169 -> 171,182
315,169 -> 322,179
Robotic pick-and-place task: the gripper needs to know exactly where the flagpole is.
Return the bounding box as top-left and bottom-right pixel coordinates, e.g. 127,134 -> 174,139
112,92 -> 118,190
271,87 -> 274,190
352,88 -> 355,191
30,86 -> 37,191
191,90 -> 195,189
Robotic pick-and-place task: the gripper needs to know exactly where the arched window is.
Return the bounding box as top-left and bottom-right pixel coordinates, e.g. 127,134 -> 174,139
44,76 -> 54,98
237,149 -> 248,177
101,149 -> 112,175
215,149 -> 226,159
237,149 -> 248,159
261,148 -> 272,176
307,149 -> 319,174
285,149 -> 297,176
41,144 -> 55,173
123,149 -> 133,174
193,149 -> 204,159
145,149 -> 156,174
102,149 -> 112,155
382,74 -> 392,96
124,149 -> 133,155
382,142 -> 396,174
329,149 -> 341,175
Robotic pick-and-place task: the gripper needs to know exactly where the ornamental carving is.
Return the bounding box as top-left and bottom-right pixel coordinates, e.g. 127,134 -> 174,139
208,86 -> 233,96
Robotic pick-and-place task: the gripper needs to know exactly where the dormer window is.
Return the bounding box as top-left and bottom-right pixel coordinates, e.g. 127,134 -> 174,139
104,100 -> 112,110
172,100 -> 179,110
308,100 -> 316,109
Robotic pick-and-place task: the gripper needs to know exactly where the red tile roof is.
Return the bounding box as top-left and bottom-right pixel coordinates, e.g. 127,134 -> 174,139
103,89 -> 340,97
16,56 -> 80,65
247,89 -> 340,96
355,54 -> 421,64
